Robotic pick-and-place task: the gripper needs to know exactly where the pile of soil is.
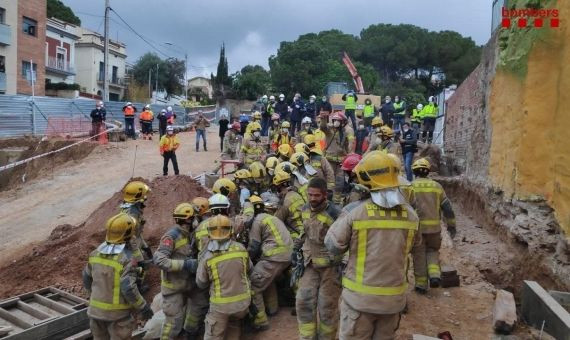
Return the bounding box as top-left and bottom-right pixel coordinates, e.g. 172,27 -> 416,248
0,175 -> 210,300
0,137 -> 98,191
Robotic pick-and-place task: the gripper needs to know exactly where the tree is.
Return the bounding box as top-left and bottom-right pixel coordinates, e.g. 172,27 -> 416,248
130,53 -> 185,97
47,0 -> 81,25
212,44 -> 232,101
232,65 -> 270,100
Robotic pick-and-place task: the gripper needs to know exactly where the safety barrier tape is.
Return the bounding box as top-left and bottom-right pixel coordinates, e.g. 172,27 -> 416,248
0,124 -> 118,173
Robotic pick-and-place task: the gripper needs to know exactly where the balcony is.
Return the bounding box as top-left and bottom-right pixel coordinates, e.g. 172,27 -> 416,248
97,76 -> 126,88
0,23 -> 11,46
0,72 -> 6,93
45,56 -> 75,76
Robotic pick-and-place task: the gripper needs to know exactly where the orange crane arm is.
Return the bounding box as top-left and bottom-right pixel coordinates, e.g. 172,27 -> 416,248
342,52 -> 365,94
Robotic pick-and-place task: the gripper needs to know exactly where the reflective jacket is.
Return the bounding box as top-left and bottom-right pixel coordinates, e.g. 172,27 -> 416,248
411,108 -> 423,123
324,198 -> 421,314
240,137 -> 266,166
140,110 -> 154,122
82,245 -> 147,321
411,178 -> 456,234
196,241 -> 252,314
122,105 -> 136,117
248,213 -> 293,263
195,218 -> 211,253
421,103 -> 438,118
320,119 -> 355,163
275,188 -> 305,239
342,94 -> 358,110
366,135 -> 400,155
154,225 -> 196,295
223,129 -> 241,159
299,201 -> 342,268
363,104 -> 375,118
309,153 -> 335,191
393,101 -> 406,116
120,202 -> 147,261
159,135 -> 180,154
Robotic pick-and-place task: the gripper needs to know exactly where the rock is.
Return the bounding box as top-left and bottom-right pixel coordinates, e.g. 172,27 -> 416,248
493,289 -> 517,334
443,291 -> 451,297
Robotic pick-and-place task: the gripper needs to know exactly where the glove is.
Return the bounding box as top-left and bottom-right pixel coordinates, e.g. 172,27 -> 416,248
448,226 -> 457,239
183,259 -> 198,273
140,304 -> 154,321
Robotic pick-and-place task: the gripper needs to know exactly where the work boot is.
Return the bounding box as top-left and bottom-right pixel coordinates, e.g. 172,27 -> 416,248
415,286 -> 427,295
429,278 -> 441,288
196,144 -> 199,152
204,143 -> 207,151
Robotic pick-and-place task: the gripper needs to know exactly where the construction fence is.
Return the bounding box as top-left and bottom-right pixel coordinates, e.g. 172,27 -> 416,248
0,95 -> 217,138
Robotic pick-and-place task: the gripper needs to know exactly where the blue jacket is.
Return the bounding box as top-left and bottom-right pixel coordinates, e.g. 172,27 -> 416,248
305,101 -> 317,120
290,99 -> 306,122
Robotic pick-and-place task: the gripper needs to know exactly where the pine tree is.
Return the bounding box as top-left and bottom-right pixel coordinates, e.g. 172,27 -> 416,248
213,44 -> 231,101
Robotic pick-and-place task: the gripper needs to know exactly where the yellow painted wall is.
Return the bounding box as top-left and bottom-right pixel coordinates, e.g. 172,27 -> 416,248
489,0 -> 569,237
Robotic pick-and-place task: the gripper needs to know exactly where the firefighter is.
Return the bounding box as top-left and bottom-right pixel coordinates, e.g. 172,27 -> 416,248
298,117 -> 314,143
191,197 -> 210,224
265,156 -> 280,180
140,104 -> 154,140
320,112 -> 355,205
120,181 -> 152,261
82,213 -> 153,340
268,113 -> 281,152
245,111 -> 263,140
196,215 -> 253,340
277,143 -> 292,162
324,151 -> 422,340
160,126 -> 180,176
411,158 -> 456,292
295,177 -> 342,340
222,122 -> 242,160
212,178 -> 238,216
234,169 -> 253,210
294,143 -> 310,156
154,203 -> 202,339
240,122 -> 266,167
366,124 -> 400,155
195,194 -> 232,253
246,195 -> 293,330
340,153 -> 366,206
273,170 -> 305,240
249,161 -> 269,194
272,121 -> 293,151
289,152 -> 317,202
303,134 -> 335,193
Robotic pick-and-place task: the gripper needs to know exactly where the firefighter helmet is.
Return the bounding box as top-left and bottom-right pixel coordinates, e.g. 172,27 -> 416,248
208,193 -> 230,210
275,161 -> 297,175
354,151 -> 400,191
371,116 -> 383,127
249,121 -> 261,132
281,121 -> 291,129
234,169 -> 252,180
105,213 -> 136,244
212,178 -> 237,196
207,215 -> 233,241
294,143 -> 310,155
191,197 -> 209,216
380,125 -> 394,138
412,158 -> 431,171
252,111 -> 262,120
123,181 -> 150,203
265,157 -> 280,175
278,144 -> 292,159
341,153 -> 363,172
249,161 -> 266,179
272,170 -> 292,186
290,152 -> 309,168
173,203 -> 195,222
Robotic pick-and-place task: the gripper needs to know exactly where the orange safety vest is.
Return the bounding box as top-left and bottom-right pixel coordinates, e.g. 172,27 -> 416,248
140,110 -> 153,122
124,106 -> 135,117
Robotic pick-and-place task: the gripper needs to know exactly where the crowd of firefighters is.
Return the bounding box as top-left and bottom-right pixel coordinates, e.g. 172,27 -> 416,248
83,91 -> 457,340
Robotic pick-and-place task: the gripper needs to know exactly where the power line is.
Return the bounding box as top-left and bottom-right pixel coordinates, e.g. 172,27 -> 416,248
109,8 -> 172,59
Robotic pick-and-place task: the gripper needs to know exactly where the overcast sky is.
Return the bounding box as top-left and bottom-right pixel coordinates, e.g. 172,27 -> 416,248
63,0 -> 492,78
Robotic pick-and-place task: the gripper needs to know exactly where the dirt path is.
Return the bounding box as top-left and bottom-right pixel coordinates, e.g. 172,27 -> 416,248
0,129 -> 222,261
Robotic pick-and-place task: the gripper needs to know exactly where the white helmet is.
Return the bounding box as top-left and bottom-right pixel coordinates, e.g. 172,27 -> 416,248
126,102 -> 132,106
279,94 -> 285,99
166,125 -> 174,132
161,109 -> 166,113
269,95 -> 275,101
167,106 -> 173,112
97,101 -> 104,107
428,96 -> 434,103
144,104 -> 150,109
209,193 -> 230,209
309,95 -> 316,100
302,117 -> 312,124
262,95 -> 268,100
417,104 -> 423,110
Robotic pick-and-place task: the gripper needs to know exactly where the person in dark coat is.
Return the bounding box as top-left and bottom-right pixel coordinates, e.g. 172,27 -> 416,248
290,93 -> 305,137
90,101 -> 106,138
157,109 -> 168,138
317,95 -> 333,115
275,94 -> 289,122
379,96 -> 395,128
218,114 -> 230,151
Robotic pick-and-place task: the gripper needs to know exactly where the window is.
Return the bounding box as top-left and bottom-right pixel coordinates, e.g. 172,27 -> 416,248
0,56 -> 5,73
56,47 -> 66,70
0,8 -> 6,24
21,61 -> 37,81
112,66 -> 118,83
23,17 -> 37,36
98,62 -> 104,81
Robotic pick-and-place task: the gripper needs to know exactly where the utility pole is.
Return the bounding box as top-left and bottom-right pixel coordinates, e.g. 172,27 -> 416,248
184,53 -> 188,101
148,69 -> 151,100
103,0 -> 110,101
155,63 -> 159,104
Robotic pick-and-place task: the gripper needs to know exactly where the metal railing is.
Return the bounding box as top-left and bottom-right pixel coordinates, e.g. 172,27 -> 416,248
46,56 -> 75,74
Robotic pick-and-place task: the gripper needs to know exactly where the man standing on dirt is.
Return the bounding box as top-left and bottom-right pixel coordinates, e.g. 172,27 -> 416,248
139,105 -> 154,140
90,101 -> 106,138
194,111 -> 210,152
218,113 -> 229,152
380,96 -> 395,128
158,109 -> 168,138
122,102 -> 137,139
160,126 -> 180,176
83,213 -> 153,339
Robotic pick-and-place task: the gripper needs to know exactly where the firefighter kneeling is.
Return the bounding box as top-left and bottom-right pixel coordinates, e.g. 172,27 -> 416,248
325,151 -> 422,340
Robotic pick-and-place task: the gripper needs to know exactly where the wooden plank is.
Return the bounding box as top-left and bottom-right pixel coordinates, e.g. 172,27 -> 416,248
0,307 -> 32,330
33,294 -> 74,315
521,280 -> 570,340
493,289 -> 517,334
63,329 -> 91,340
16,301 -> 51,321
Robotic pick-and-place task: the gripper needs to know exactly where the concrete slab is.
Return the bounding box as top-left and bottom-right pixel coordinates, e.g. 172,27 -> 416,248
413,335 -> 441,340
521,280 -> 570,340
493,289 -> 517,334
549,290 -> 570,313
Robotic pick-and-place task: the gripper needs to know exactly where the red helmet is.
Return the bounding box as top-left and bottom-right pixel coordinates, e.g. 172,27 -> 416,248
271,113 -> 280,121
231,122 -> 241,130
331,112 -> 347,121
340,153 -> 362,171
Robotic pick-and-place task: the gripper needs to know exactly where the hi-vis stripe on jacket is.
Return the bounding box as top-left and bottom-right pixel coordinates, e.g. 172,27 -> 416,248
411,178 -> 456,234
153,225 -> 195,295
324,198 -> 421,315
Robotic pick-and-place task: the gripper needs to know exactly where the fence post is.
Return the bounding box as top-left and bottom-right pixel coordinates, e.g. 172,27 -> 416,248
31,99 -> 36,136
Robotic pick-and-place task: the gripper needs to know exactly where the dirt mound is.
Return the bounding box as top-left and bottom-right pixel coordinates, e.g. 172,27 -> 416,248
417,144 -> 442,174
0,175 -> 210,299
0,137 -> 98,191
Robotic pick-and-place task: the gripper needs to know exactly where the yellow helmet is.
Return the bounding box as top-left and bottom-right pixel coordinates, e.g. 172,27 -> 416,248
386,153 -> 402,171
265,157 -> 280,174
281,121 -> 291,129
173,202 -> 195,221
354,151 -> 400,191
380,125 -> 394,138
234,169 -> 252,180
272,170 -> 292,186
412,158 -> 431,171
213,178 -> 237,196
249,121 -> 261,132
105,213 -> 136,244
207,215 -> 233,241
290,152 -> 309,168
275,161 -> 297,175
294,143 -> 310,155
278,144 -> 292,159
248,161 -> 266,179
252,111 -> 262,120
191,197 -> 209,216
303,134 -> 316,146
371,116 -> 383,127
123,181 -> 150,203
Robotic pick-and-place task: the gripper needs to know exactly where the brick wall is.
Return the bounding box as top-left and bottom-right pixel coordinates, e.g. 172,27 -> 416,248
17,0 -> 46,96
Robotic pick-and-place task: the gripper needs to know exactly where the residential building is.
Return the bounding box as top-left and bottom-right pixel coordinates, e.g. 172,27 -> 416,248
188,76 -> 213,101
0,0 -> 17,94
75,27 -> 127,101
17,0 -> 46,96
45,17 -> 79,85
